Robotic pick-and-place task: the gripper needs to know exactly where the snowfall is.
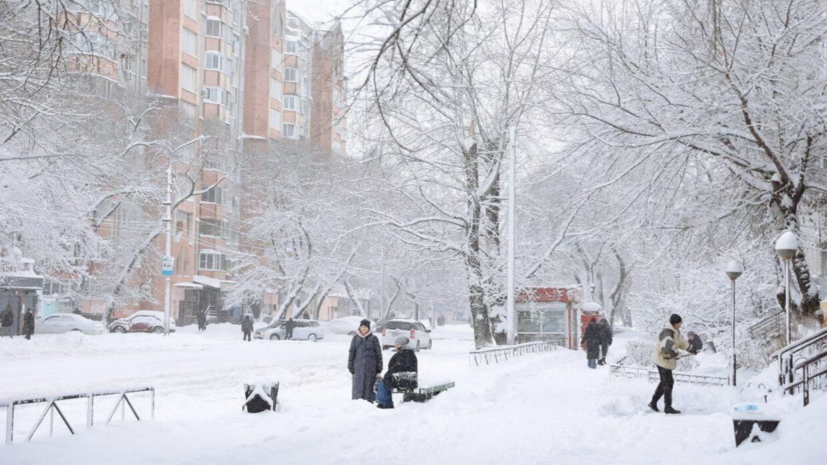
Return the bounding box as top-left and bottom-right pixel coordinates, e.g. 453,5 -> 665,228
1,324 -> 825,465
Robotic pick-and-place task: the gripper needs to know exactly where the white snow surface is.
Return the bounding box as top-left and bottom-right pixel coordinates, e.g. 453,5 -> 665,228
0,325 -> 824,464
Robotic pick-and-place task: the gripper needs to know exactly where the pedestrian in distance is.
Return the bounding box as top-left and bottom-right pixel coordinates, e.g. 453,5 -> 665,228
348,319 -> 382,403
23,309 -> 35,340
283,317 -> 296,340
649,314 -> 697,414
582,318 -> 601,369
376,336 -> 419,409
598,318 -> 613,365
196,310 -> 207,332
1,306 -> 13,338
241,314 -> 254,342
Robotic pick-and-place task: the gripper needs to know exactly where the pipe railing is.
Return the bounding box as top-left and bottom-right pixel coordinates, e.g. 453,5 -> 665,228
772,327 -> 827,386
609,365 -> 728,387
782,350 -> 827,407
1,386 -> 154,445
469,340 -> 561,366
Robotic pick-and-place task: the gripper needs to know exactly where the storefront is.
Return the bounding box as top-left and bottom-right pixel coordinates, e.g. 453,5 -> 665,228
515,286 -> 582,349
0,258 -> 44,336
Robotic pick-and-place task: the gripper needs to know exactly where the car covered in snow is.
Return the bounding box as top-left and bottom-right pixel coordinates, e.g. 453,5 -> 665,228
380,319 -> 432,350
323,316 -> 375,336
36,313 -> 106,335
108,310 -> 176,334
254,319 -> 324,341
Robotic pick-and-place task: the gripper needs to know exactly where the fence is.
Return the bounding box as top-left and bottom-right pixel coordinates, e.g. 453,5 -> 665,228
1,386 -> 155,445
469,341 -> 561,366
748,310 -> 785,341
772,327 -> 827,386
609,365 -> 728,387
782,350 -> 827,406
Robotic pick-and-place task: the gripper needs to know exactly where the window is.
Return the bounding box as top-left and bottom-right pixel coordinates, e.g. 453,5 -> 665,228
269,109 -> 281,130
282,123 -> 299,139
175,211 -> 192,241
283,95 -> 297,111
201,185 -> 223,203
271,49 -> 282,71
182,28 -> 198,56
284,67 -> 298,82
386,321 -> 413,330
199,252 -> 224,271
299,98 -> 306,116
180,64 -> 197,92
206,19 -> 223,38
285,40 -> 299,55
269,78 -> 282,101
199,219 -> 221,237
203,87 -> 229,106
185,0 -> 198,19
205,52 -> 222,70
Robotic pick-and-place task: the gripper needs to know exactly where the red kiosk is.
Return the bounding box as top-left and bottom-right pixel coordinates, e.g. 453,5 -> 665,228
515,286 -> 583,350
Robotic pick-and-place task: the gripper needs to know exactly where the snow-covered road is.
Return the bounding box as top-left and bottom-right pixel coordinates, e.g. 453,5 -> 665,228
0,325 -> 824,464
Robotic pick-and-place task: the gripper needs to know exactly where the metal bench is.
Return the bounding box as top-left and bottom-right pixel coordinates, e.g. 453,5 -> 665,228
378,373 -> 455,403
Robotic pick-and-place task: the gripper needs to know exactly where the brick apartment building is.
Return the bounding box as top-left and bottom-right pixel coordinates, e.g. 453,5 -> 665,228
59,0 -> 347,323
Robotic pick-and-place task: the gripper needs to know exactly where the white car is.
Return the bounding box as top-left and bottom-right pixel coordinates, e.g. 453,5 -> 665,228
254,319 -> 325,341
108,310 -> 177,334
324,316 -> 375,336
36,314 -> 105,335
380,319 -> 432,350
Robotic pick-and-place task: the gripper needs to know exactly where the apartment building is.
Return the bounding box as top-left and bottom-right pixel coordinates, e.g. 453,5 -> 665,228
55,0 -> 348,323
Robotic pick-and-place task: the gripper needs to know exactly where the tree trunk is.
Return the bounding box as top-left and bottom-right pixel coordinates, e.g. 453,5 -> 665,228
775,200 -> 821,316
464,143 -> 494,348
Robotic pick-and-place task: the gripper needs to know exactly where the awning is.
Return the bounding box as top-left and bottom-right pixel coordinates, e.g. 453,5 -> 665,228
193,275 -> 235,290
174,282 -> 204,290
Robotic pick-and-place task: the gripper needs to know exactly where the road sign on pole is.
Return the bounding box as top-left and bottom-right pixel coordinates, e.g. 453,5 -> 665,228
162,257 -> 174,277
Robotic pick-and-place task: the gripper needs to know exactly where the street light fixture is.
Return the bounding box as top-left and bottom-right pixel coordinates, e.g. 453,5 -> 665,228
725,260 -> 744,387
775,231 -> 798,347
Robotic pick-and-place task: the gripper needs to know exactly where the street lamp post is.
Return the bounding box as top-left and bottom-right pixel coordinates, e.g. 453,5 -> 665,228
775,231 -> 798,347
725,260 -> 744,387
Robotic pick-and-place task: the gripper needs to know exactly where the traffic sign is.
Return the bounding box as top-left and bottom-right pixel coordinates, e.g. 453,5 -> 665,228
162,256 -> 175,277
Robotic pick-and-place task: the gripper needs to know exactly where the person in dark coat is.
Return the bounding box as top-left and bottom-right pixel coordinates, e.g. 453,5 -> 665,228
23,309 -> 35,340
196,310 -> 207,332
348,319 -> 382,403
598,318 -> 613,365
582,318 -> 601,369
241,315 -> 254,341
1,306 -> 13,338
377,336 -> 419,409
283,317 -> 296,340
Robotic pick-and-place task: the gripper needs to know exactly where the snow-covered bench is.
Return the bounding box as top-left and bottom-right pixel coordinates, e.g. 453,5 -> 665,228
379,373 -> 455,403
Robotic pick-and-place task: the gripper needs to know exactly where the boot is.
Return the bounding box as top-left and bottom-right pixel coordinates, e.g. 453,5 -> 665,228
647,401 -> 659,412
664,406 -> 681,414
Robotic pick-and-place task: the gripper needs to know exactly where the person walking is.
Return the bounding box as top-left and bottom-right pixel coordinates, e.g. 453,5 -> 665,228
283,317 -> 296,340
376,336 -> 418,409
598,318 -> 613,365
649,314 -> 694,414
1,306 -> 13,338
196,310 -> 207,332
23,309 -> 35,340
241,314 -> 254,342
582,318 -> 601,369
348,319 -> 382,403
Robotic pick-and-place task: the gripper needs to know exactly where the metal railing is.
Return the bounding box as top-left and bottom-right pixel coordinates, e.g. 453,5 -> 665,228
772,327 -> 827,386
782,350 -> 827,406
748,310 -> 785,341
469,341 -> 560,366
609,365 -> 728,387
1,386 -> 154,445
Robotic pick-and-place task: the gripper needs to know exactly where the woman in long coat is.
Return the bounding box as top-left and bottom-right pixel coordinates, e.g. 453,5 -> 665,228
348,319 -> 383,402
582,318 -> 601,369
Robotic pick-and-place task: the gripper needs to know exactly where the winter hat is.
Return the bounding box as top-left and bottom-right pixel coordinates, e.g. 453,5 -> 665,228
360,319 -> 371,329
395,336 -> 410,346
669,314 -> 682,325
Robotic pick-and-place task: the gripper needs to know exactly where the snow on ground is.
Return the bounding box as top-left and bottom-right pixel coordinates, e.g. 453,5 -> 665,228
0,324 -> 824,464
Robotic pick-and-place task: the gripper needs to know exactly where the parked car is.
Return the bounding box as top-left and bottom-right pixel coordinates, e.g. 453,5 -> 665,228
380,319 -> 432,350
108,311 -> 177,334
35,313 -> 106,335
324,316 -> 375,336
254,319 -> 324,341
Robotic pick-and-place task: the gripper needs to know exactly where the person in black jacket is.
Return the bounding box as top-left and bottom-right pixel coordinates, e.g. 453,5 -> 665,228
348,319 -> 382,402
1,306 -> 13,338
196,310 -> 207,332
582,318 -> 601,369
598,318 -> 613,365
376,336 -> 418,409
23,309 -> 35,340
282,318 -> 296,340
241,315 -> 254,341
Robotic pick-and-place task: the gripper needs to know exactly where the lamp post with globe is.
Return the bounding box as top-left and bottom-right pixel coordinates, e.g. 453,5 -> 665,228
725,260 -> 744,386
775,232 -> 798,347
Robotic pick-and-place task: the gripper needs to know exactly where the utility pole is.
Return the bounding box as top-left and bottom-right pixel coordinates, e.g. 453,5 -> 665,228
506,126 -> 517,345
163,164 -> 174,336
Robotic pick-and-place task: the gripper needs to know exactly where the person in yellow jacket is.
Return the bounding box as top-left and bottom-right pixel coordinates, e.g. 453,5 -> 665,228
648,314 -> 695,414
